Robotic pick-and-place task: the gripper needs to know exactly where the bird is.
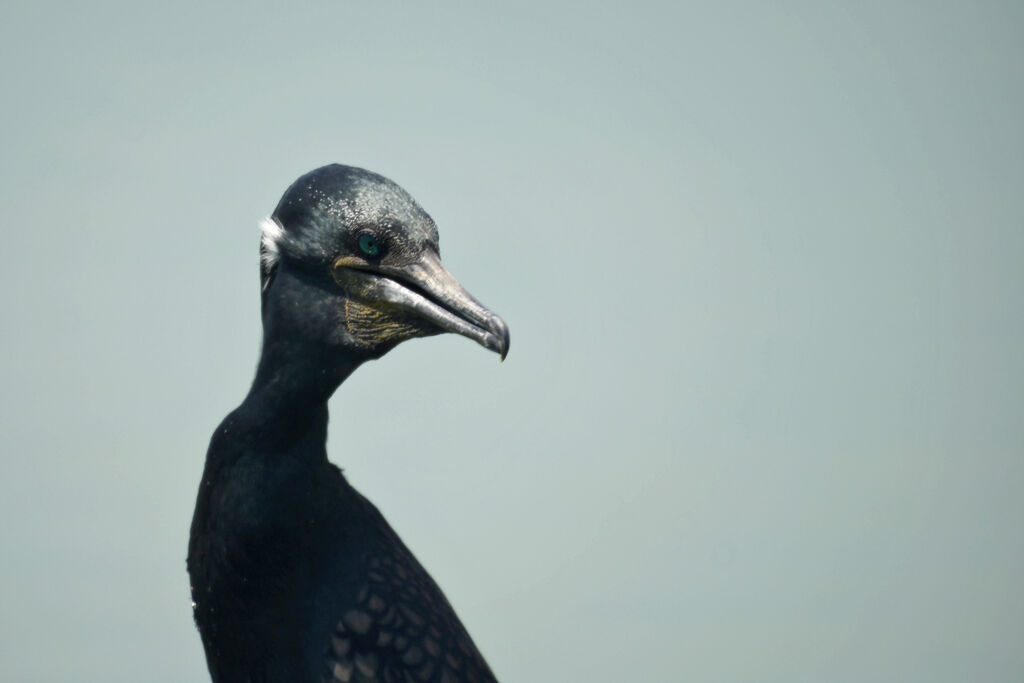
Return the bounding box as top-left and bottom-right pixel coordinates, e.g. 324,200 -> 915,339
187,164 -> 509,683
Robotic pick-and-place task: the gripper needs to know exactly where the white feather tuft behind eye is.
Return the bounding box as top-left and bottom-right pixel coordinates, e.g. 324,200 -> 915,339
259,216 -> 285,289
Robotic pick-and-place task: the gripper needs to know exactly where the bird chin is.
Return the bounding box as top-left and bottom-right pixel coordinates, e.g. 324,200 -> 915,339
342,298 -> 442,355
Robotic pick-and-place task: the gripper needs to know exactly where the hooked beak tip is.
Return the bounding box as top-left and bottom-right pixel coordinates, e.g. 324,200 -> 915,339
492,316 -> 510,362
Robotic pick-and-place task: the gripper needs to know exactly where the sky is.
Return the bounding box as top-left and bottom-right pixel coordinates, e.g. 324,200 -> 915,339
1,2 -> 1022,681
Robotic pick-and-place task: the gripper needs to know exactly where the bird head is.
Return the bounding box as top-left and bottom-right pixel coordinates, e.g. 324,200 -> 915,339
258,164 -> 509,362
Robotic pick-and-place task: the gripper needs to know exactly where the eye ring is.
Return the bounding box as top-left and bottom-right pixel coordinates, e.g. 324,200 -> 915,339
357,233 -> 382,258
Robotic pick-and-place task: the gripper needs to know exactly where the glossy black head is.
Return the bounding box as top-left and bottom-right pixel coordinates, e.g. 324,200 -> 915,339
259,164 -> 509,361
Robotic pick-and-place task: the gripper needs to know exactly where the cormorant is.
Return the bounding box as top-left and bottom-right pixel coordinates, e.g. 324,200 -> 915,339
187,165 -> 509,683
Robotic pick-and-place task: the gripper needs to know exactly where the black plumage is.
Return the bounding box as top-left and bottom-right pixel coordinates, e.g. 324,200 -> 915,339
188,165 -> 509,683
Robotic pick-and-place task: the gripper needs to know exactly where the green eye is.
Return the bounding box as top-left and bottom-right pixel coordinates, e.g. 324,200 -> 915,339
358,234 -> 381,257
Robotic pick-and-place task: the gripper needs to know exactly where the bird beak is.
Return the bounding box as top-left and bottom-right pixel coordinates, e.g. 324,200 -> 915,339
332,250 -> 510,360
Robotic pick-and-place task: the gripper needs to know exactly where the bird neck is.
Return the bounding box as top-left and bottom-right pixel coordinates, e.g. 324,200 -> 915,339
236,337 -> 363,456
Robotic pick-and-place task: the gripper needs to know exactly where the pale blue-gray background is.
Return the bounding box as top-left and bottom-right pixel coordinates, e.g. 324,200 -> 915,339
1,2 -> 1021,681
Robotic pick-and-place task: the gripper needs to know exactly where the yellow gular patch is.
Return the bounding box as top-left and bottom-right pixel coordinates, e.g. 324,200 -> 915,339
344,299 -> 428,348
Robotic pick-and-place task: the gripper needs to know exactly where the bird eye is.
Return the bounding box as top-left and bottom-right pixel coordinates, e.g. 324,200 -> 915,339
358,234 -> 382,258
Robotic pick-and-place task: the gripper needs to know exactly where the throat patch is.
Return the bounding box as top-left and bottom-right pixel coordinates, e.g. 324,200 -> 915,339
344,300 -> 432,348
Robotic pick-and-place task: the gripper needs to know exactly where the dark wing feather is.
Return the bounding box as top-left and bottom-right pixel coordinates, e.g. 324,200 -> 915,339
323,502 -> 498,683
